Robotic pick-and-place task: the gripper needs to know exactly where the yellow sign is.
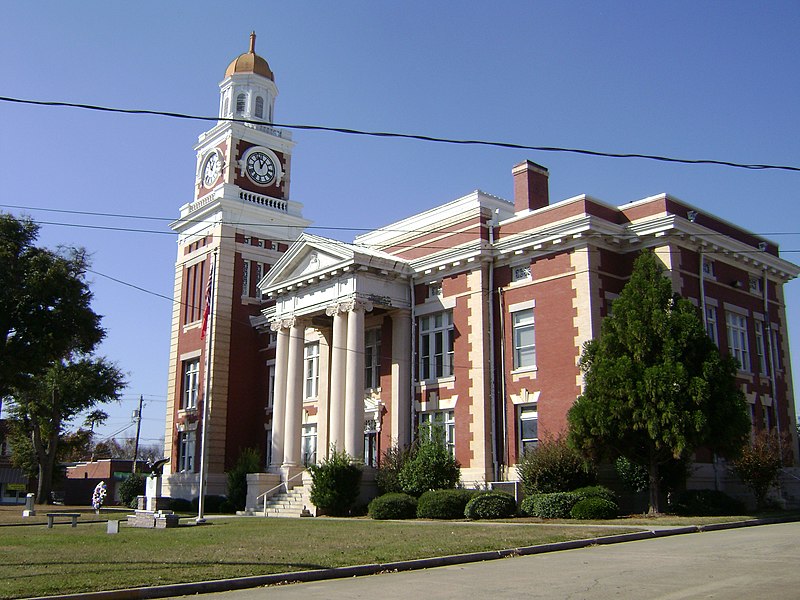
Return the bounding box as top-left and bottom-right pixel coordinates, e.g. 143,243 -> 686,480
6,484 -> 26,492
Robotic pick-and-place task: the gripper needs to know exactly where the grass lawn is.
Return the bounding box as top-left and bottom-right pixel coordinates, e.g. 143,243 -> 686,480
0,505 -> 784,599
0,513 -> 641,599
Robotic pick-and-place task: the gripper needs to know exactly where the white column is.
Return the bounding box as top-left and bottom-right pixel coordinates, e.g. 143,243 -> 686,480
344,301 -> 366,459
391,309 -> 412,448
327,305 -> 348,454
269,321 -> 289,471
282,319 -> 305,467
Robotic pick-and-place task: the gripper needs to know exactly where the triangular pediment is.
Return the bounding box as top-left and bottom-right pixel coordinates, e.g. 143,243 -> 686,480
260,234 -> 355,290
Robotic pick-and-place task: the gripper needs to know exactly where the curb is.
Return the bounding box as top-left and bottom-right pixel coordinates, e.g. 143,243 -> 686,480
24,516 -> 799,600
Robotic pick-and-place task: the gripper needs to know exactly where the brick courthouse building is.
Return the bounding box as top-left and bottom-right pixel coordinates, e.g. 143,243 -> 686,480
163,36 -> 799,505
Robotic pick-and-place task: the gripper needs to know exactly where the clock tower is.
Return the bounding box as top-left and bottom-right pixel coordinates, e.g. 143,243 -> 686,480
164,34 -> 310,500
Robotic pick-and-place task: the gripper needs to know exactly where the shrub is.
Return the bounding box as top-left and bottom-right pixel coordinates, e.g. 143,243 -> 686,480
669,489 -> 746,517
191,495 -> 228,514
517,436 -> 594,495
368,493 -> 418,520
417,489 -> 479,519
572,485 -> 617,504
226,448 -> 262,511
169,497 -> 193,512
398,434 -> 460,496
570,497 -> 618,520
519,495 -> 538,517
522,492 -> 580,519
308,448 -> 362,516
376,444 -> 414,495
464,491 -> 517,520
732,430 -> 793,509
118,472 -> 145,507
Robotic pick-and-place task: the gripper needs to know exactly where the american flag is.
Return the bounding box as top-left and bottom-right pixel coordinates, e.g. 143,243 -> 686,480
200,261 -> 214,340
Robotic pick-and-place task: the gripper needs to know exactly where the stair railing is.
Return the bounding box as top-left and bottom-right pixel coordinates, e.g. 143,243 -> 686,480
256,471 -> 307,516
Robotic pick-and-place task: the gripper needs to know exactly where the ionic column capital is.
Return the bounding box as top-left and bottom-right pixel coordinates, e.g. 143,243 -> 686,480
270,316 -> 296,332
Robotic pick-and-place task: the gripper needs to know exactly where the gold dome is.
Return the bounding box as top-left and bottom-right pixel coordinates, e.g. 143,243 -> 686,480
225,32 -> 274,81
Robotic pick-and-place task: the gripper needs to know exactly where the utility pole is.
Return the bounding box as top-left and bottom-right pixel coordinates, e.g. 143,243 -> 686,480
132,395 -> 143,472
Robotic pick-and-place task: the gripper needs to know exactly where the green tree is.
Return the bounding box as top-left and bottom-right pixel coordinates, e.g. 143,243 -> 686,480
567,251 -> 750,514
8,354 -> 125,503
0,214 -> 103,399
226,448 -> 262,511
516,435 -> 594,495
398,429 -> 460,496
308,448 -> 362,516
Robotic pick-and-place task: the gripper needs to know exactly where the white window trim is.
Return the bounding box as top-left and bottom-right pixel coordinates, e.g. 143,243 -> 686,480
518,404 -> 539,455
304,342 -> 320,399
418,311 -> 455,382
182,359 -> 200,410
512,308 -> 536,372
726,310 -> 751,372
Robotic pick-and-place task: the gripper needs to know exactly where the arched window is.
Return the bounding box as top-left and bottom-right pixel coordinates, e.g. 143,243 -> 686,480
236,93 -> 246,114
255,96 -> 264,118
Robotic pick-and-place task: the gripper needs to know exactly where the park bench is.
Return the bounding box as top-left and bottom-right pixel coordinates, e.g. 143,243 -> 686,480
46,513 -> 80,528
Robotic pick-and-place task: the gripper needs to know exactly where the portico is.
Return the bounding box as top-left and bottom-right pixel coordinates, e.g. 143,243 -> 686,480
256,234 -> 413,481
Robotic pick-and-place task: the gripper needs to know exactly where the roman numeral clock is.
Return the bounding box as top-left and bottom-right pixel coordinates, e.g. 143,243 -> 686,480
241,146 -> 282,187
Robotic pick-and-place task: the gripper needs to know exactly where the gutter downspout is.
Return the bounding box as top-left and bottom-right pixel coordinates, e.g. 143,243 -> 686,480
488,219 -> 499,482
764,268 -> 781,442
699,250 -> 720,490
497,287 -> 508,472
409,277 -> 417,446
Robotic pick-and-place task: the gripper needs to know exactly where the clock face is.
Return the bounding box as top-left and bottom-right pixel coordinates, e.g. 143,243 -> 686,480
245,151 -> 276,185
202,152 -> 222,187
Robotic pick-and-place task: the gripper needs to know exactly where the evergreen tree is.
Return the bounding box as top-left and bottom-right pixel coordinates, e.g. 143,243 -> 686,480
568,251 -> 750,514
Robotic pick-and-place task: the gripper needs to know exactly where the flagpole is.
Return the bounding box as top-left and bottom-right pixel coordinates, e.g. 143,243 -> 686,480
196,250 -> 217,524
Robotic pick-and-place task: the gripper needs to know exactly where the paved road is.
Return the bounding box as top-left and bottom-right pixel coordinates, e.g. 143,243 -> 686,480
175,522 -> 800,600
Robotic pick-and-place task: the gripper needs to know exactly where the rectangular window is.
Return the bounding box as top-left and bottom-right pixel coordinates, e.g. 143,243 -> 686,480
182,359 -> 200,409
705,306 -> 718,346
183,260 -> 206,325
177,430 -> 196,472
755,321 -> 768,375
749,277 -> 764,296
420,410 -> 455,456
242,259 -> 250,297
301,423 -> 317,466
726,311 -> 751,372
428,282 -> 442,298
770,327 -> 781,371
418,311 -> 454,380
364,328 -> 382,389
512,265 -> 531,282
266,365 -> 275,409
264,430 -> 272,469
519,405 -> 539,455
702,259 -> 715,277
364,418 -> 378,467
304,342 -> 320,399
512,309 -> 536,369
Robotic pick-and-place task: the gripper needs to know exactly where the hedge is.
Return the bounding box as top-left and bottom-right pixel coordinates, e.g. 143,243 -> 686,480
417,489 -> 480,520
570,497 -> 618,520
368,493 -> 418,520
464,491 -> 517,520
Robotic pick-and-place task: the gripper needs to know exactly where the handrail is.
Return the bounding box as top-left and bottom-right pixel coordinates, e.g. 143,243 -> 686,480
256,471 -> 306,516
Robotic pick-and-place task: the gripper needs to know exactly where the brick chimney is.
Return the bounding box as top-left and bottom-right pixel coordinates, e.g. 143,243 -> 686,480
512,160 -> 549,213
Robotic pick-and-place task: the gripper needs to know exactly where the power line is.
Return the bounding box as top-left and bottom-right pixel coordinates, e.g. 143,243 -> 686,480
2,95 -> 799,173
4,202 -> 800,239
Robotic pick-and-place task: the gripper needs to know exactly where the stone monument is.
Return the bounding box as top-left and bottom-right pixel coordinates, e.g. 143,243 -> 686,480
129,459 -> 179,528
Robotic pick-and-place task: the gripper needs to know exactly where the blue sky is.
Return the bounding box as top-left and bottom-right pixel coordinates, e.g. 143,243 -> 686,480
2,1 -> 799,448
